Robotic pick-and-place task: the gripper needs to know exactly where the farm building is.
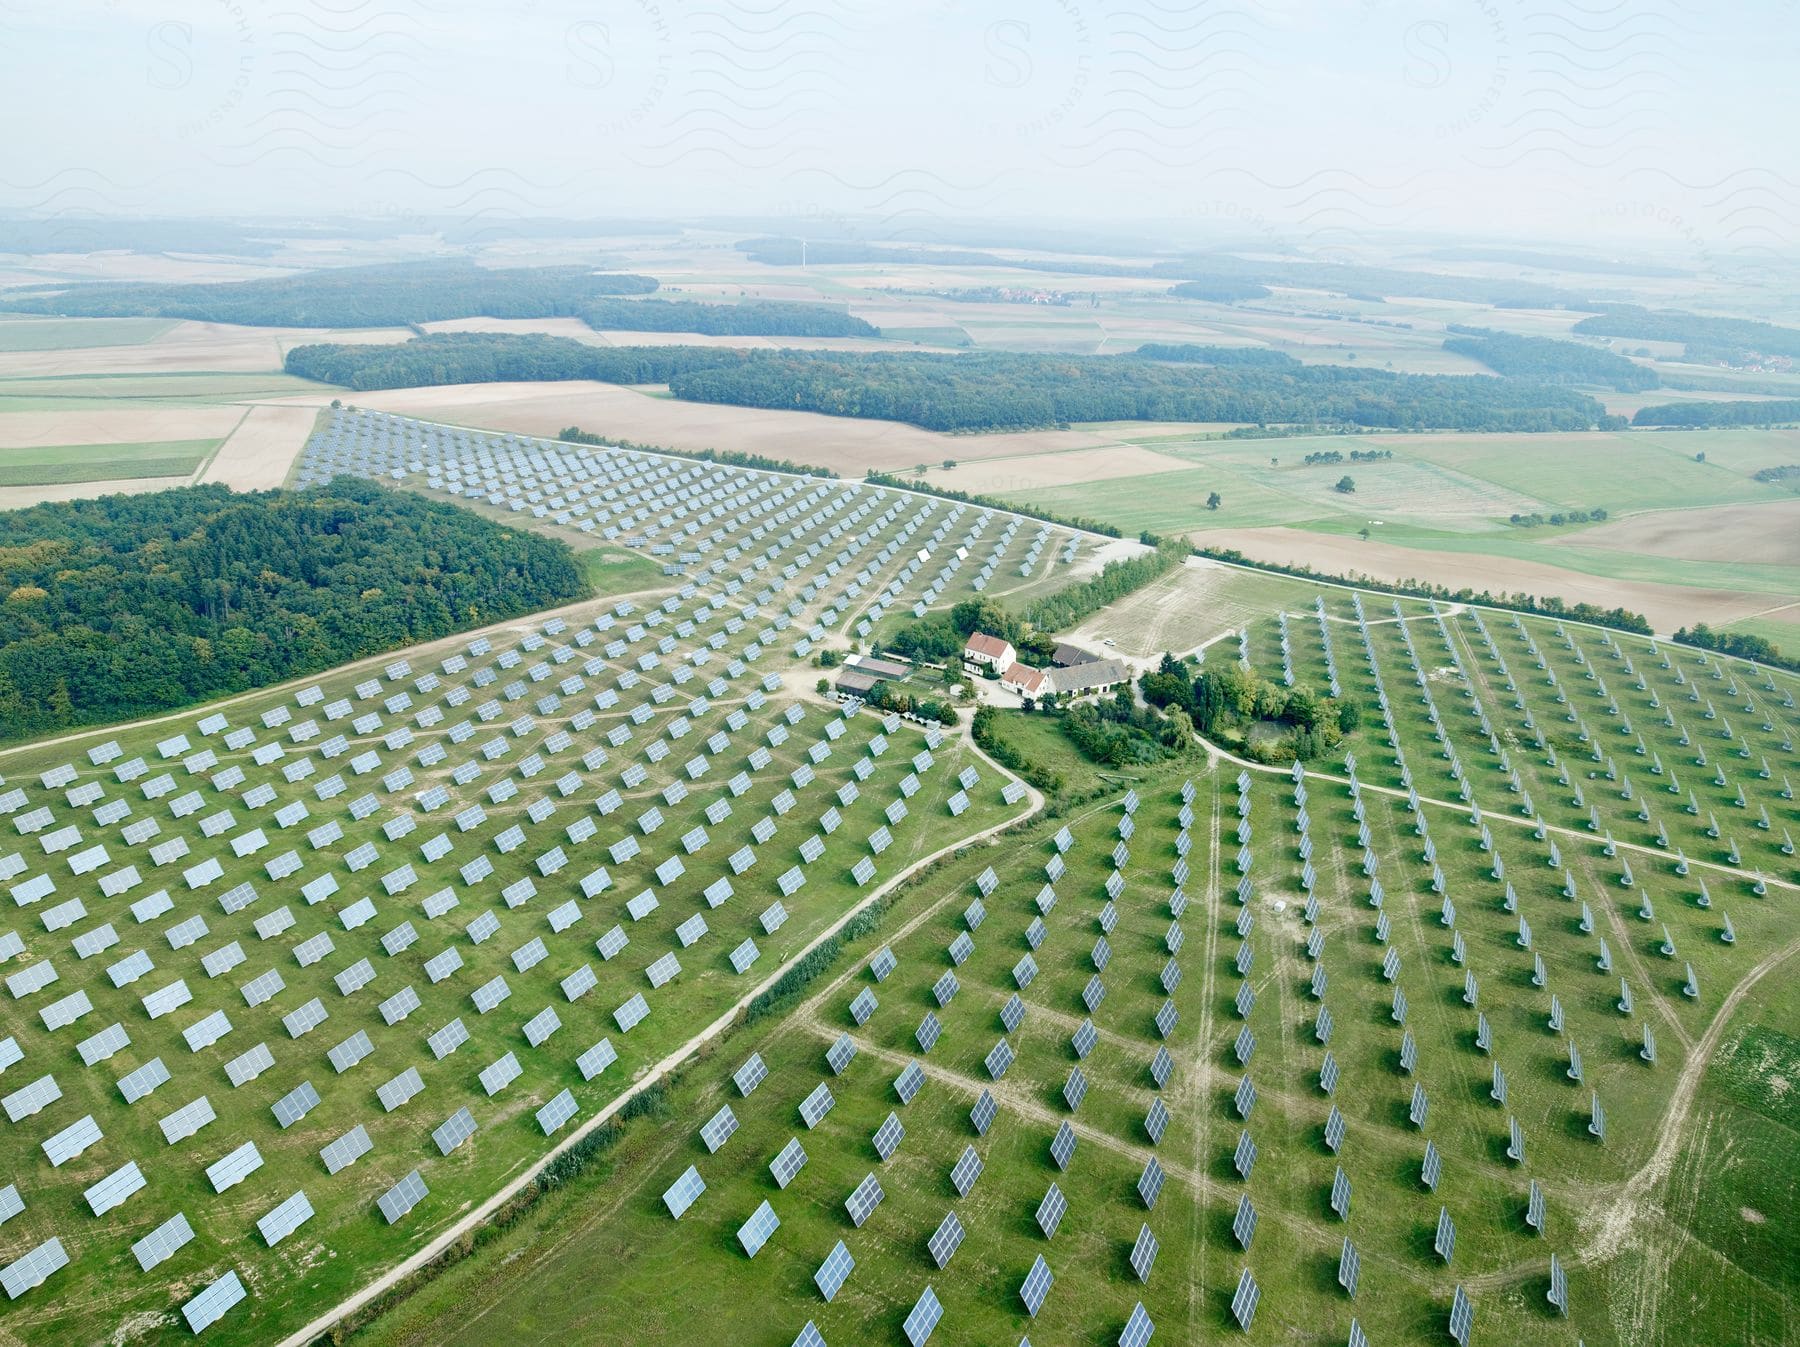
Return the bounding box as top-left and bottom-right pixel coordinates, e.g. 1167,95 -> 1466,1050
1047,656 -> 1132,700
963,631 -> 1016,672
1000,662 -> 1051,697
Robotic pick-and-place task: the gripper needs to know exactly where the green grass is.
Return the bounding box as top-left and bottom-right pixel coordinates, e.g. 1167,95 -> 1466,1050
0,438 -> 217,486
578,548 -> 676,596
0,317 -> 179,352
881,327 -> 973,348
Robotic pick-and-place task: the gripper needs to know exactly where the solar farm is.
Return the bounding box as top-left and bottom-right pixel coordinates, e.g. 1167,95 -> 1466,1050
0,410 -> 1795,1347
368,590 -> 1797,1347
0,410 -> 1101,1342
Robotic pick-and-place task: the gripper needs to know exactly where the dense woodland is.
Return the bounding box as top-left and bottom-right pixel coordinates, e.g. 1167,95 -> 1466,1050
583,298 -> 877,337
286,334 -> 740,389
1,262 -> 657,327
1134,343 -> 1300,368
1167,280 -> 1271,303
1630,398 -> 1800,427
0,480 -> 586,742
288,333 -> 1614,432
733,237 -> 1590,306
1573,305 -> 1800,362
1442,326 -> 1660,391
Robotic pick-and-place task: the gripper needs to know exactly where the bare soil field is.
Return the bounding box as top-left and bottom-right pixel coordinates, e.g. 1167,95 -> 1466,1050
1189,524 -> 1776,634
0,473 -> 192,510
0,320 -> 413,377
1555,499 -> 1800,567
200,404 -> 323,490
0,405 -> 245,447
1059,556 -> 1311,658
315,381 -> 1216,477
916,443 -> 1185,495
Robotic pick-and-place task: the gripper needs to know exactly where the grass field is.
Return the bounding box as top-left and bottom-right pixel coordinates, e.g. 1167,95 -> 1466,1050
0,437 -> 217,487
0,318 -> 180,352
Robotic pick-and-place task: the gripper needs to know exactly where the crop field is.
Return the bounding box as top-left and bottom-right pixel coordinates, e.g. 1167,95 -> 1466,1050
0,409 -> 1122,1344
0,438 -> 217,488
328,586 -> 1800,1347
0,318 -> 180,353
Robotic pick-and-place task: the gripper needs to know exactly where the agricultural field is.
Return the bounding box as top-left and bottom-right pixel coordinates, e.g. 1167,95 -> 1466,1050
325,582 -> 1800,1347
0,410 -> 1118,1345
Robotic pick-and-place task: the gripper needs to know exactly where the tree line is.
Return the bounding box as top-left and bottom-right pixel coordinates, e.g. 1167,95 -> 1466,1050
0,479 -> 587,743
1573,305 -> 1800,363
1671,623 -> 1793,672
1443,326 -> 1660,392
555,426 -> 836,479
583,298 -> 877,337
289,333 -> 1616,433
1630,399 -> 1800,427
4,261 -> 657,328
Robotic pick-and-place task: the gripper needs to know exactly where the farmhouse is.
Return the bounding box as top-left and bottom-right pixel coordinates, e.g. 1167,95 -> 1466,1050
999,661 -> 1050,698
963,631 -> 1016,673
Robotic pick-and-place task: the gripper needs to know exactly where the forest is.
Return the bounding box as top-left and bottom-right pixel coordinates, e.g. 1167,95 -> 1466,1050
1630,398 -> 1800,427
1442,326 -> 1661,391
1573,305 -> 1800,362
732,237 -> 1589,306
1166,280 -> 1272,303
0,480 -> 587,742
583,298 -> 877,337
287,333 -> 1615,433
1,261 -> 657,327
1133,342 -> 1300,368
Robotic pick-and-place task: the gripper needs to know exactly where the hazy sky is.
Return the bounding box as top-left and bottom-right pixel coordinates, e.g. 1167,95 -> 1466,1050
3,0 -> 1794,259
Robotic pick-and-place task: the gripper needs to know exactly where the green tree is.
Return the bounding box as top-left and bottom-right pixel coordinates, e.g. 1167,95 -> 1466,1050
1335,475 -> 1356,494
1206,491 -> 1222,510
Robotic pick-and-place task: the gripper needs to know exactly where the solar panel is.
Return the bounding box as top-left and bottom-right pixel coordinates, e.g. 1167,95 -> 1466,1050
846,1173 -> 884,1226
1330,1166 -> 1352,1220
538,1088 -> 579,1135
1118,1302 -> 1154,1347
1448,1285 -> 1475,1345
903,1285 -> 943,1346
1230,1268 -> 1260,1330
826,1032 -> 857,1075
181,1268 -> 245,1333
1434,1205 -> 1456,1262
320,1124 -> 371,1174
1232,1193 -> 1257,1250
1233,1129 -> 1257,1180
84,1158 -> 146,1217
428,1018 -> 470,1060
1036,1182 -> 1067,1237
160,1094 -> 217,1143
800,1083 -> 835,1128
1338,1236 -> 1361,1297
737,1199 -> 780,1258
734,1052 -> 768,1096
434,1107 -> 478,1155
1019,1253 -> 1055,1317
378,1170 -> 429,1224
873,1110 -> 906,1161
985,1039 -> 1015,1080
258,1190 -> 315,1247
1423,1138 -> 1444,1189
576,1038 -> 618,1081
702,1104 -> 739,1153
131,1212 -> 194,1272
815,1240 -> 854,1301
206,1140 -> 264,1193
1139,1156 -> 1166,1209
118,1057 -> 171,1105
